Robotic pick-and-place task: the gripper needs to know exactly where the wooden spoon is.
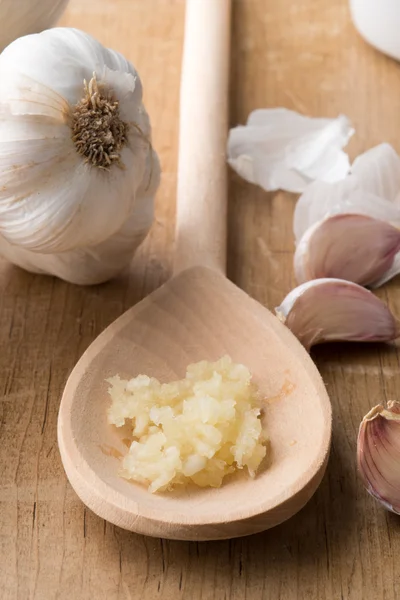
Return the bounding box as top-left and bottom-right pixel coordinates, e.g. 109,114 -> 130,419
57,0 -> 331,541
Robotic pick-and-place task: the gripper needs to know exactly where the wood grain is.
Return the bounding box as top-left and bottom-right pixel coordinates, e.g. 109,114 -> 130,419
174,0 -> 230,274
1,0 -> 400,597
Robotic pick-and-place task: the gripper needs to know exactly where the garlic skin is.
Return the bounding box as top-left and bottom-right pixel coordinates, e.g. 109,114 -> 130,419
294,214 -> 400,287
227,109 -> 354,193
357,402 -> 400,515
0,0 -> 68,51
294,144 -> 400,241
294,144 -> 400,288
0,28 -> 160,285
276,278 -> 400,350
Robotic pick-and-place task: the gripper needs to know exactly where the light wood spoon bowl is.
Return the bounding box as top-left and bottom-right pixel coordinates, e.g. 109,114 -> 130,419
58,0 -> 332,541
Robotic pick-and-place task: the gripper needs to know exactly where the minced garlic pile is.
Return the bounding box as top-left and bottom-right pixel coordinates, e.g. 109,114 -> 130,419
107,356 -> 267,493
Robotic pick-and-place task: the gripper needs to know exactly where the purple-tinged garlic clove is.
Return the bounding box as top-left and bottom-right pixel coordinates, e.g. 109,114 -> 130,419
276,278 -> 400,350
294,214 -> 400,287
357,402 -> 400,515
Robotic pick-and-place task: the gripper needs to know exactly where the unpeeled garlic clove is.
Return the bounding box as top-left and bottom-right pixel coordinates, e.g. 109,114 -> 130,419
357,402 -> 400,515
276,279 -> 400,350
294,214 -> 400,286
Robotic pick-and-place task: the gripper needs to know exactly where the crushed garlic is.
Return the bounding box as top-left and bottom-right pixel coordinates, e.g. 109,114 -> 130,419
107,356 -> 268,493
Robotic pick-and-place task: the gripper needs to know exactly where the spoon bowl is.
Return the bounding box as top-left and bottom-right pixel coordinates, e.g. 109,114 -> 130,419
58,266 -> 331,540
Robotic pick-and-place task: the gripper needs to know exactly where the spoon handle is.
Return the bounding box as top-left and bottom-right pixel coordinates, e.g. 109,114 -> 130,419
173,0 -> 231,275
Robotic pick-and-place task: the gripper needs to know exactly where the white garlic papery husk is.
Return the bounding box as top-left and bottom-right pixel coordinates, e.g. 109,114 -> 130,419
0,0 -> 69,51
357,402 -> 400,515
294,214 -> 400,287
227,108 -> 354,193
275,278 -> 400,350
294,144 -> 400,288
0,28 -> 160,285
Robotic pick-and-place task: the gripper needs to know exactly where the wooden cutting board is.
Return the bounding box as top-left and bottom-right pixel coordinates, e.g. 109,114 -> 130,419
1,0 -> 399,598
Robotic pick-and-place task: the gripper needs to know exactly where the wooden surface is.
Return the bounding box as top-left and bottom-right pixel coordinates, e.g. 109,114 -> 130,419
1,0 -> 400,597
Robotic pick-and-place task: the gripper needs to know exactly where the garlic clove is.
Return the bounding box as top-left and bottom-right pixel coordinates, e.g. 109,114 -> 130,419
293,143 -> 400,243
275,278 -> 400,350
357,402 -> 400,515
227,108 -> 353,193
294,214 -> 400,286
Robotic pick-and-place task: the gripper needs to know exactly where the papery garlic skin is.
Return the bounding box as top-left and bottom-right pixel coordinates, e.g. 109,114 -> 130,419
294,214 -> 400,287
294,143 -> 400,243
227,109 -> 354,193
0,0 -> 68,51
276,278 -> 400,350
0,28 -> 160,284
357,402 -> 400,515
293,144 -> 400,288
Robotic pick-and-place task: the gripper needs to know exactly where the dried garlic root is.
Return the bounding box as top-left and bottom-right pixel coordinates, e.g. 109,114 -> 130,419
107,356 -> 267,493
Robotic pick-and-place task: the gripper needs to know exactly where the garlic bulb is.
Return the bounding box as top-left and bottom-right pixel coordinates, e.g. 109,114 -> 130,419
294,214 -> 400,287
0,0 -> 68,51
276,278 -> 400,350
357,402 -> 400,515
0,28 -> 160,285
294,144 -> 400,288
